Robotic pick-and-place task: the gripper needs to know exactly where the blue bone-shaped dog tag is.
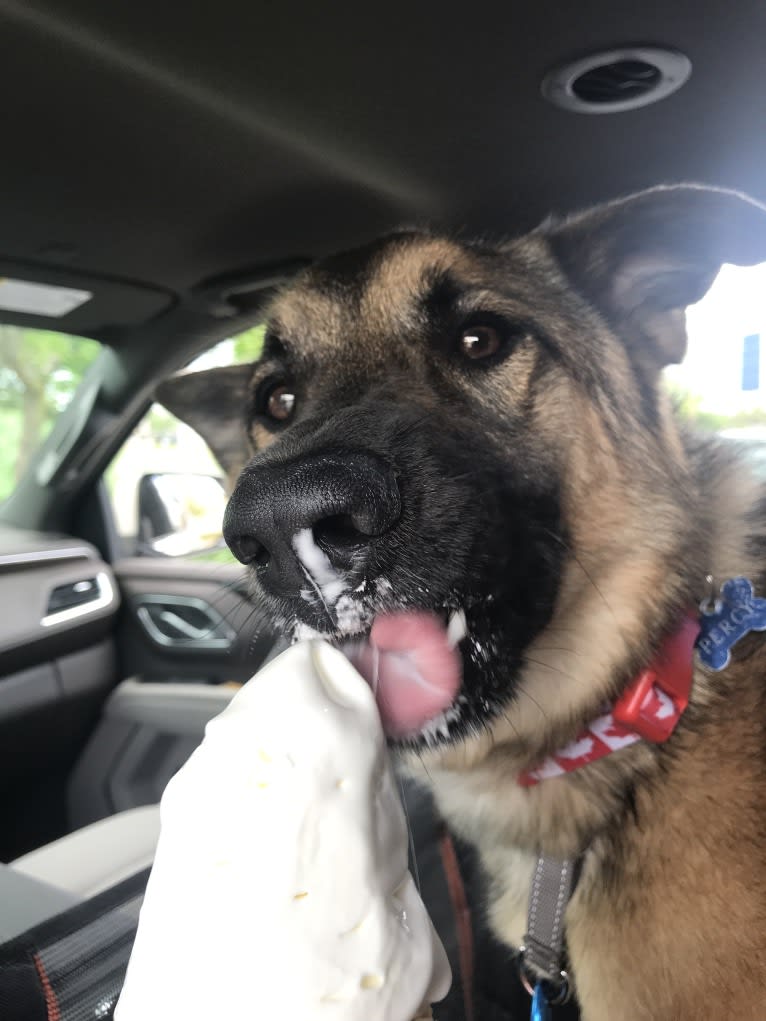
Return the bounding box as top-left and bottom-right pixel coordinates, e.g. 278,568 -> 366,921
696,577 -> 766,671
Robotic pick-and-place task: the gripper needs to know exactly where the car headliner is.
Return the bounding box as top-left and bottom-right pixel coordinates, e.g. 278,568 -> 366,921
2,0 -> 766,335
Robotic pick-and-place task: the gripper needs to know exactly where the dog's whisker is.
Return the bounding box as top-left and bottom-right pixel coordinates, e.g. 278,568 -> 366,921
487,722 -> 497,756
414,749 -> 433,782
517,686 -> 548,721
535,624 -> 586,636
539,526 -> 629,642
500,708 -> 522,742
523,656 -> 581,682
529,645 -> 588,659
297,562 -> 336,630
235,605 -> 272,662
183,578 -> 245,620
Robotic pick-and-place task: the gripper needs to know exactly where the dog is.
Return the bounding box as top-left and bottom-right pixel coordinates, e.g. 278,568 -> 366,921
158,185 -> 766,1020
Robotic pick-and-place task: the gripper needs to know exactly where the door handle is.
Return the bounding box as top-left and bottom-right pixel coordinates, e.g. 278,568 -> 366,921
134,595 -> 235,650
156,609 -> 215,641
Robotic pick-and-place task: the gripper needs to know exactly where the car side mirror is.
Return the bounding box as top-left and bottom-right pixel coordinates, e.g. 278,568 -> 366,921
137,472 -> 228,557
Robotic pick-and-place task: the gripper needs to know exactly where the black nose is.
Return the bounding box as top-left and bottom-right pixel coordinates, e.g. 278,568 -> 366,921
223,452 -> 401,598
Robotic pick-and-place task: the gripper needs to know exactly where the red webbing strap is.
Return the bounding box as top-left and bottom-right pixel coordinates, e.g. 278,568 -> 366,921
438,829 -> 475,1021
32,954 -> 60,1021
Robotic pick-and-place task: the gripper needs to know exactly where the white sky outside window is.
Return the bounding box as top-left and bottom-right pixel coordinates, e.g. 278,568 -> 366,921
667,262 -> 766,417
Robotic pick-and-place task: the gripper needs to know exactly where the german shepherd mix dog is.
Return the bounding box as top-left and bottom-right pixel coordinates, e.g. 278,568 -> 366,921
159,186 -> 766,1020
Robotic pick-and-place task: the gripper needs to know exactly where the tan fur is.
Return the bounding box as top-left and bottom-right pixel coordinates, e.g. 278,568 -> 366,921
361,239 -> 465,336
569,671 -> 766,1021
250,420 -> 275,452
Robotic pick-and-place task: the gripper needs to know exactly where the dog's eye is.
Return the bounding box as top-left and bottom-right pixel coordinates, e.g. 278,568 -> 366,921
265,384 -> 296,423
459,323 -> 503,360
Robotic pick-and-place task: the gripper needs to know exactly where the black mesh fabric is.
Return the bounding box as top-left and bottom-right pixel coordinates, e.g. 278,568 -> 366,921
0,868 -> 149,1021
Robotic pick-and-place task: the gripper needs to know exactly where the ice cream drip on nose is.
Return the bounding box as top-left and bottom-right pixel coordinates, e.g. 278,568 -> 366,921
293,527 -> 347,606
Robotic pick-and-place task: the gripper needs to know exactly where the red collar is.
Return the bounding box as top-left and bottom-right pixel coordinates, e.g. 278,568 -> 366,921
518,614 -> 700,787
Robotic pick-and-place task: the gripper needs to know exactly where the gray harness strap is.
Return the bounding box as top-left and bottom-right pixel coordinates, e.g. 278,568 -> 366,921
520,854 -> 576,1000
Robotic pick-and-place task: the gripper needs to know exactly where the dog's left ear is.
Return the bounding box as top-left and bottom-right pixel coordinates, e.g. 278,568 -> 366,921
548,184 -> 766,368
155,364 -> 254,490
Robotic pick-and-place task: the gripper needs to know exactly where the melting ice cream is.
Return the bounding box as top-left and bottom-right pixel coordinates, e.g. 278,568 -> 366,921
115,641 -> 451,1021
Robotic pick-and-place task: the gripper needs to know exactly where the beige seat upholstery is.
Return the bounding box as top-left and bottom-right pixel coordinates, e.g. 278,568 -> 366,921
12,804 -> 161,900
0,805 -> 160,943
1,680 -> 235,944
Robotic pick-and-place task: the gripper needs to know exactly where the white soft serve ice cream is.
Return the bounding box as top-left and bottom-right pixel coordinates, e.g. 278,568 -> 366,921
115,641 -> 451,1021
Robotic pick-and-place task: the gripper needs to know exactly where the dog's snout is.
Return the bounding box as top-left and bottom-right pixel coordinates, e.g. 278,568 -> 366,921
223,452 -> 401,597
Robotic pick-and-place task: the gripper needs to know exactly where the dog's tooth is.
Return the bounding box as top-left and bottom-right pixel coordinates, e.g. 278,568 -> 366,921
446,608 -> 468,647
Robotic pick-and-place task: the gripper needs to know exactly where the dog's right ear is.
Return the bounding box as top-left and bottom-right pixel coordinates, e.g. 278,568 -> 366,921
155,364 -> 254,490
548,184 -> 766,371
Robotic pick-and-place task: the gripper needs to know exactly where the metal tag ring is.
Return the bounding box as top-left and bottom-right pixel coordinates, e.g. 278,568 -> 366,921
518,946 -> 571,1006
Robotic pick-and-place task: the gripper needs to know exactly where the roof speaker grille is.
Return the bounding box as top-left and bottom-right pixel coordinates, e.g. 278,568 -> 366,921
542,47 -> 691,114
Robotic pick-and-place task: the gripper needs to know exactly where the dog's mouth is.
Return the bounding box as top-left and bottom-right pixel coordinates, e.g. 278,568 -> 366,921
287,527 -> 491,746
342,609 -> 466,741
296,602 -> 473,746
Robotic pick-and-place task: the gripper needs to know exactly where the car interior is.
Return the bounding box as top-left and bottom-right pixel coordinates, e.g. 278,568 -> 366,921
1,1 -> 766,1017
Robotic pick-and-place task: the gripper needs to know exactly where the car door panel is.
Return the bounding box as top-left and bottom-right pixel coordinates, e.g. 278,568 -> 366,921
0,558 -> 119,676
0,528 -> 121,857
113,558 -> 275,686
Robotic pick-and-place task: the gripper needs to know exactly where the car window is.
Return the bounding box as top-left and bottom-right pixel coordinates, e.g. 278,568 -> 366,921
0,325 -> 101,503
665,261 -> 766,462
105,325 -> 264,559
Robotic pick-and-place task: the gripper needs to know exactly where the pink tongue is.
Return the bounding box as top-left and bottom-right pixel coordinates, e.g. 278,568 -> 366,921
346,612 -> 461,738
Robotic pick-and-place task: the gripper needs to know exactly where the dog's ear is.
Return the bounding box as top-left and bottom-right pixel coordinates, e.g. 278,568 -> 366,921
155,364 -> 254,489
548,185 -> 766,368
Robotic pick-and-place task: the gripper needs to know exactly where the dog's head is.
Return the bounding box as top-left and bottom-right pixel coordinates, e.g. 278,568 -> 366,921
160,186 -> 766,769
